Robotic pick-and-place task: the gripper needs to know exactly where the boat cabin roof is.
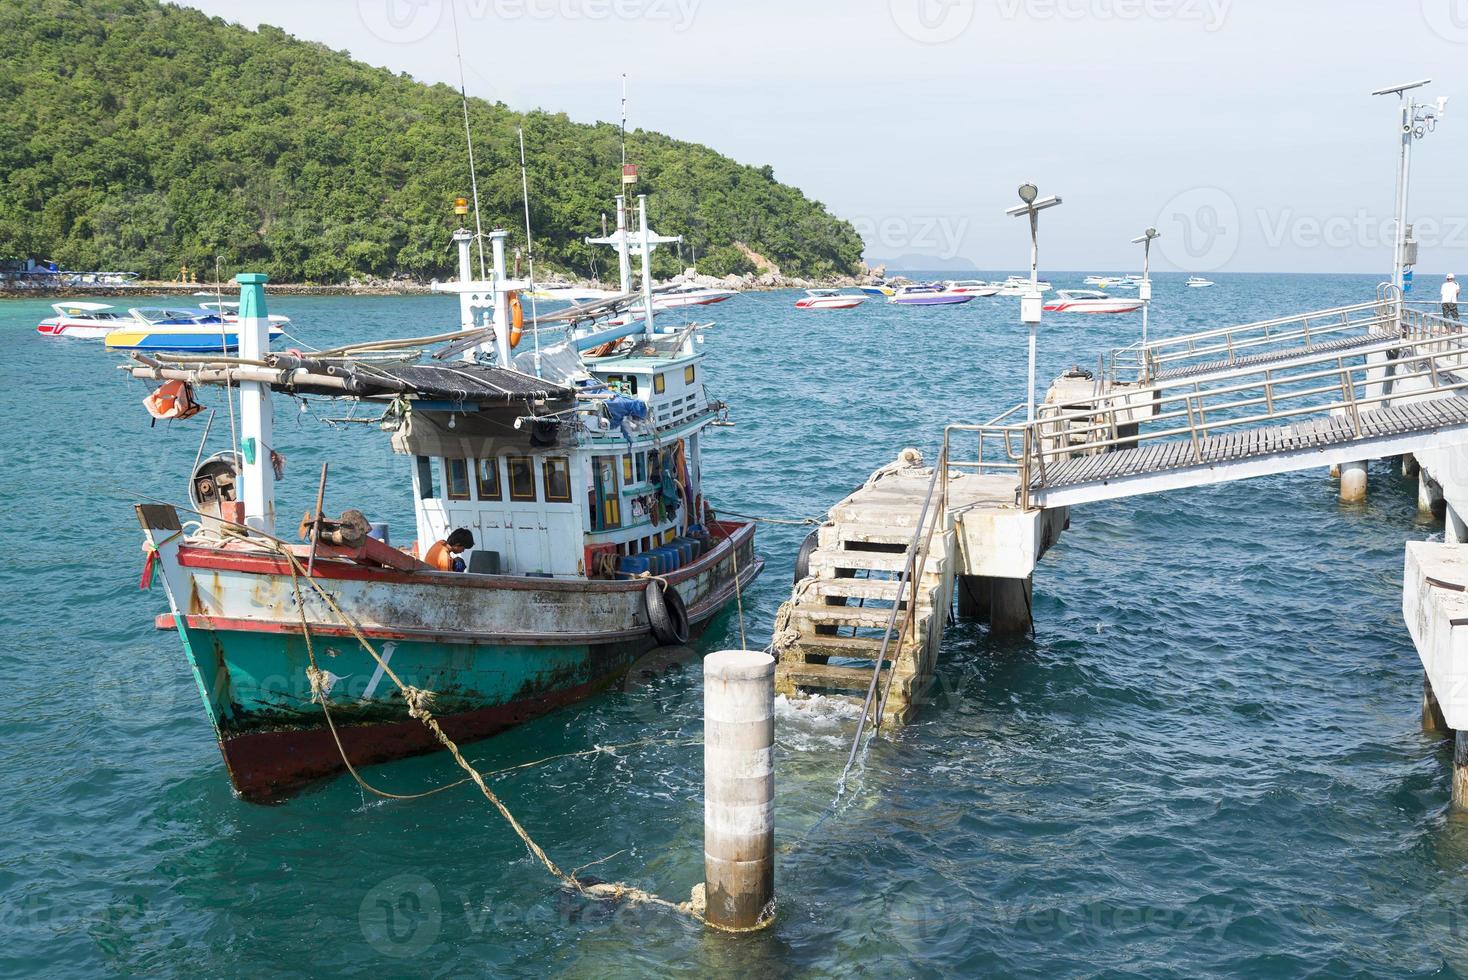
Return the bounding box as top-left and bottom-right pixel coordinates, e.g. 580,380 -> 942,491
52,302 -> 116,314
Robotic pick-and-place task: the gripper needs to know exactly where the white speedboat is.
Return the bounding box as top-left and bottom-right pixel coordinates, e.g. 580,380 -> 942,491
36,302 -> 141,339
995,276 -> 1053,296
199,301 -> 292,328
943,279 -> 1001,297
795,288 -> 866,310
859,283 -> 896,297
104,307 -> 285,352
889,284 -> 974,306
1043,289 -> 1144,314
525,285 -> 621,303
1186,276 -> 1216,288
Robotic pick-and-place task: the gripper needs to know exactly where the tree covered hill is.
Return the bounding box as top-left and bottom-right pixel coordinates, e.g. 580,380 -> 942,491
0,0 -> 864,283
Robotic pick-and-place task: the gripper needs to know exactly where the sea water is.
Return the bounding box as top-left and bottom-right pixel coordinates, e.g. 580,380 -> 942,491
1,275 -> 1464,977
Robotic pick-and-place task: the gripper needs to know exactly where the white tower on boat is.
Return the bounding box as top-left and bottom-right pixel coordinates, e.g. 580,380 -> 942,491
235,273 -> 275,534
434,203 -> 528,365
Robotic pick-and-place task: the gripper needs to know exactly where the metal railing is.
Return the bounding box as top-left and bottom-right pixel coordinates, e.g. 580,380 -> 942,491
949,312 -> 1468,509
1106,300 -> 1395,386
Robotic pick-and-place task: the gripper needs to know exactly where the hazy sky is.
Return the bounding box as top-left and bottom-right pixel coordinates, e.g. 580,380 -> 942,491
184,0 -> 1466,275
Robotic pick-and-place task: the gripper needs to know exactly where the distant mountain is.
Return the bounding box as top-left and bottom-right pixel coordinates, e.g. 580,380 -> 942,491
868,254 -> 980,273
0,0 -> 864,283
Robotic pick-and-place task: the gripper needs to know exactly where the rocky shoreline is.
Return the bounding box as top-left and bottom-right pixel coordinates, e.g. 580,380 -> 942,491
0,266 -> 891,300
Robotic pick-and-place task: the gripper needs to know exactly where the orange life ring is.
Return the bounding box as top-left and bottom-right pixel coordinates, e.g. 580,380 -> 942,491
508,292 -> 524,348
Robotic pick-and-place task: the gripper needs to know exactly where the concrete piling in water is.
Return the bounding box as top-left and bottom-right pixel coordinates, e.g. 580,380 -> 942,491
703,650 -> 775,931
1402,453 -> 1420,478
1339,461 -> 1368,502
1423,674 -> 1450,734
1419,472 -> 1445,519
956,575 -> 990,621
1456,732 -> 1468,812
988,577 -> 1033,636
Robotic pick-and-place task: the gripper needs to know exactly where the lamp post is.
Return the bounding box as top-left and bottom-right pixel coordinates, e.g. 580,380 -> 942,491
1372,80 -> 1448,298
1006,183 -> 1063,423
1131,227 -> 1160,347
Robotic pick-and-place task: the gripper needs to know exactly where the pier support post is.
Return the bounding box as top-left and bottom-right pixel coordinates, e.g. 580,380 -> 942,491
1339,461 -> 1368,503
1447,506 -> 1467,546
703,650 -> 775,931
1419,473 -> 1445,520
1455,731 -> 1468,813
1402,453 -> 1420,478
956,575 -> 990,621
988,577 -> 1033,637
1423,674 -> 1450,734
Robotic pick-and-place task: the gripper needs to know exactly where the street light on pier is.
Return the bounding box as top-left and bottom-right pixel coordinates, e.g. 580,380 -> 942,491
1131,227 -> 1160,347
1006,183 -> 1063,423
1371,79 -> 1448,301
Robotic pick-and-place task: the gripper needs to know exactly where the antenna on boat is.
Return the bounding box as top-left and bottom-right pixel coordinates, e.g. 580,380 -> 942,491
517,126 -> 543,376
620,73 -> 628,170
449,0 -> 487,280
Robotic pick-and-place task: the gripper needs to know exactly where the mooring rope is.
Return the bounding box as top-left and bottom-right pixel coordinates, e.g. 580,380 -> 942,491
271,544 -> 707,922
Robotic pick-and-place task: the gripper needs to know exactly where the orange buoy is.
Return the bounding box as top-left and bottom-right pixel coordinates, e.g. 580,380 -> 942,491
508,291 -> 524,348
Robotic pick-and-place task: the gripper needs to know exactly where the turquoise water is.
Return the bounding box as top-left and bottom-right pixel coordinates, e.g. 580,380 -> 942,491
2,275 -> 1465,977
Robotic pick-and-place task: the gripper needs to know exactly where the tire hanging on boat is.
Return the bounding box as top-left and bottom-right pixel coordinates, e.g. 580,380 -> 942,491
644,580 -> 689,646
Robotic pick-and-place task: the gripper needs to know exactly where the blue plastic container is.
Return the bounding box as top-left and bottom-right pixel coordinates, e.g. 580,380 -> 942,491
674,538 -> 697,564
655,546 -> 681,572
619,554 -> 651,576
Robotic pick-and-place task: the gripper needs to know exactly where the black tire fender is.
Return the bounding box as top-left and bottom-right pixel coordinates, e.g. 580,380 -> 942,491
793,527 -> 821,584
645,580 -> 689,646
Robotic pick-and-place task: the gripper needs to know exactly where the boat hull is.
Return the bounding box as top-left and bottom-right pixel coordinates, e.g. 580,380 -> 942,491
36,320 -> 120,339
890,294 -> 973,306
142,511 -> 761,801
105,326 -> 286,352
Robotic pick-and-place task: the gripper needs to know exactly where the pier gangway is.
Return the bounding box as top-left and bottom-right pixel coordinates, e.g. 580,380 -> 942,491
957,303 -> 1468,510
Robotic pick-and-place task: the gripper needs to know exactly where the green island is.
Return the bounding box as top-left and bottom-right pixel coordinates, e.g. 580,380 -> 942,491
0,0 -> 864,285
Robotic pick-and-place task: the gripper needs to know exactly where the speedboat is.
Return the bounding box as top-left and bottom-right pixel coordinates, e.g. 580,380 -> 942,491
525,285 -> 621,303
1043,290 -> 1144,314
1186,276 -> 1216,288
648,285 -> 737,308
859,283 -> 896,297
198,301 -> 292,328
944,279 -> 1001,297
795,288 -> 866,310
104,307 -> 286,352
995,276 -> 1053,296
889,284 -> 973,306
36,302 -> 141,339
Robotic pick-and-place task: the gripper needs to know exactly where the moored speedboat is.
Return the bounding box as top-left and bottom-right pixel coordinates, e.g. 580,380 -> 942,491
795,288 -> 866,309
859,283 -> 896,297
199,301 -> 293,329
129,191 -> 761,802
889,284 -> 974,306
35,301 -> 139,339
944,279 -> 1001,297
994,276 -> 1053,296
104,307 -> 286,352
1043,289 -> 1144,314
1186,276 -> 1216,288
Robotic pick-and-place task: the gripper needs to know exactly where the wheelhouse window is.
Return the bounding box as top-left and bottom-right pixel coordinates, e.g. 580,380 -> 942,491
416,456 -> 438,499
606,374 -> 638,396
507,456 -> 537,501
622,454 -> 633,482
444,458 -> 471,500
476,458 -> 501,500
684,365 -> 696,385
635,452 -> 647,483
653,373 -> 666,394
543,457 -> 573,503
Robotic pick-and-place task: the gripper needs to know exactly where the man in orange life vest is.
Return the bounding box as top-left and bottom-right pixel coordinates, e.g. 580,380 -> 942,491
425,528 -> 474,572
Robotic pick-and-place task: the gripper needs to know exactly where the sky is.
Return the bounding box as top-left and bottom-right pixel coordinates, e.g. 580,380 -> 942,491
182,0 -> 1468,275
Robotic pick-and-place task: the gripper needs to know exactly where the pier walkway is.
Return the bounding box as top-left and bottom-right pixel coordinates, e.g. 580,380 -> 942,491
775,299 -> 1468,723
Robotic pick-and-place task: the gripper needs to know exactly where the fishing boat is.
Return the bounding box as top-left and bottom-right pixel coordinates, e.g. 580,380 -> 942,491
994,276 -> 1054,296
889,284 -> 973,306
1187,276 -> 1216,288
943,279 -> 1001,297
129,191 -> 761,802
1042,289 -> 1144,314
35,301 -> 140,339
795,288 -> 866,310
104,307 -> 286,353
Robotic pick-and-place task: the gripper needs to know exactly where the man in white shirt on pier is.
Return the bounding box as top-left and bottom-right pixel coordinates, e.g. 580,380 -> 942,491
1444,273 -> 1460,321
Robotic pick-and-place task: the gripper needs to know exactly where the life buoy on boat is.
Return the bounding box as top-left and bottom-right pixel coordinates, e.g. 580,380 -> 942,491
644,580 -> 689,646
144,379 -> 203,421
508,291 -> 524,348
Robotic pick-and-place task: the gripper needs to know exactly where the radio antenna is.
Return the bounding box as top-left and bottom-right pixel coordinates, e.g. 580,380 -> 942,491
450,1 -> 487,280
517,126 -> 542,374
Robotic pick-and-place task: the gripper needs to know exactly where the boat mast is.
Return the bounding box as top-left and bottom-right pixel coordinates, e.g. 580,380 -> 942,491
235,273 -> 275,534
